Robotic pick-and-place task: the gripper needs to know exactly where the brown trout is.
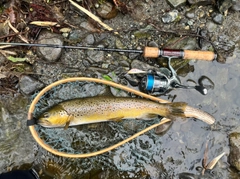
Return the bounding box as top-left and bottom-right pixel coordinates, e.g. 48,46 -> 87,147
38,96 -> 187,128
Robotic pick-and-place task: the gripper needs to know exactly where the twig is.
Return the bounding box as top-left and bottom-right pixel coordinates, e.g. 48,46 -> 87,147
149,23 -> 217,51
7,20 -> 29,43
0,45 -> 12,49
0,50 -> 17,56
69,0 -> 118,35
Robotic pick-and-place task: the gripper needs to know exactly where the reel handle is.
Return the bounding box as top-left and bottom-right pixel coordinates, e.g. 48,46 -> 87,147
143,47 -> 216,61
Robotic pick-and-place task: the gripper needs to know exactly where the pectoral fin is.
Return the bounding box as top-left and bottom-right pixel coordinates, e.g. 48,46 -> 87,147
139,113 -> 158,120
64,115 -> 74,130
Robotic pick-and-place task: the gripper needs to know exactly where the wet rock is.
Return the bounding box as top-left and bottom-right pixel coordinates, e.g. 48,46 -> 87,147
198,28 -> 210,49
68,29 -> 87,42
229,132 -> 240,171
87,45 -> 105,63
131,60 -> 159,71
123,74 -> 139,86
155,121 -> 173,135
206,21 -> 217,33
133,25 -> 154,39
232,0 -> 240,11
19,75 -> 44,95
167,0 -> 186,8
217,0 -> 233,14
96,2 -> 118,19
115,39 -> 125,55
80,22 -> 98,32
162,10 -> 179,24
212,13 -> 224,25
187,0 -> 214,5
36,31 -> 63,62
83,34 -> 95,45
179,172 -> 198,179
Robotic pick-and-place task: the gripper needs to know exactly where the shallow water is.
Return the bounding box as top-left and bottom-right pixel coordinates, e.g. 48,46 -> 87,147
0,48 -> 240,178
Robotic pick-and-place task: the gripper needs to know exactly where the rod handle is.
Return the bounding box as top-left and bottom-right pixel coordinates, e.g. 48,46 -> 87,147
143,47 -> 216,61
143,47 -> 159,58
183,50 -> 216,61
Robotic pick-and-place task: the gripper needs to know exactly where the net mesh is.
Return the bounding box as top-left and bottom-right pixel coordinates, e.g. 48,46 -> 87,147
31,81 -> 160,154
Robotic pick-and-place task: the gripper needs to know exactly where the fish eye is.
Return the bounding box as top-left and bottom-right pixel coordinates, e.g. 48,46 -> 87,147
43,112 -> 49,118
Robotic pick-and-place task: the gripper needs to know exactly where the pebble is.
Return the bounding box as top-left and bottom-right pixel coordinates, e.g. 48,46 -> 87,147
212,13 -> 224,25
185,9 -> 195,19
167,0 -> 186,8
162,10 -> 179,24
87,45 -> 105,63
84,34 -> 95,45
205,21 -> 217,33
36,31 -> 63,62
19,75 -> 44,95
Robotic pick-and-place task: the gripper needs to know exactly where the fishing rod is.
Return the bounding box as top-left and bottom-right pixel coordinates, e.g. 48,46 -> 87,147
0,42 -> 216,60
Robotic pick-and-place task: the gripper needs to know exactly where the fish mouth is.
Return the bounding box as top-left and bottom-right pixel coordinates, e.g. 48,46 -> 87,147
37,119 -> 63,128
38,122 -> 64,128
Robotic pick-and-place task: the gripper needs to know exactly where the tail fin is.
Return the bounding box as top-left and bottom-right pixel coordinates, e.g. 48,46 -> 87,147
166,102 -> 187,119
184,106 -> 215,125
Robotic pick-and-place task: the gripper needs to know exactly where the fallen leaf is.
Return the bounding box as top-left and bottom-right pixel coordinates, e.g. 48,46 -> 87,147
102,74 -> 113,81
127,68 -> 147,74
30,21 -> 58,27
206,152 -> 225,170
7,56 -> 28,62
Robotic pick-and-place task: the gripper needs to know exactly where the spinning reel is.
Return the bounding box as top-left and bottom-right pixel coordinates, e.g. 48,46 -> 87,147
128,58 -> 213,95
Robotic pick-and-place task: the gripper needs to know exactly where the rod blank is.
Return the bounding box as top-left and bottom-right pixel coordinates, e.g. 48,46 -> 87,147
0,42 -> 216,61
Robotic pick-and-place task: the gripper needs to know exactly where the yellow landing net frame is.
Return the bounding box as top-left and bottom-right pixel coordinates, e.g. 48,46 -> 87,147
28,77 -> 214,158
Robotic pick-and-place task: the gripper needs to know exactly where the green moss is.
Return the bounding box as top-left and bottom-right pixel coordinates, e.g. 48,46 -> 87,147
98,0 -> 106,5
229,132 -> 240,140
134,31 -> 151,39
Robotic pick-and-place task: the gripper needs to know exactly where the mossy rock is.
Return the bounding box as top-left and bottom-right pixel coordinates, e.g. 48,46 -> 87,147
229,132 -> 240,171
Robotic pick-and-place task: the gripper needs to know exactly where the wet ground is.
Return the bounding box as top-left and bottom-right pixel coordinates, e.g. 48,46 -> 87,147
0,0 -> 240,178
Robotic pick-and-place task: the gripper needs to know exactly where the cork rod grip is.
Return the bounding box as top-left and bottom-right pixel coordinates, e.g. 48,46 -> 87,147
183,50 -> 215,61
143,47 -> 160,58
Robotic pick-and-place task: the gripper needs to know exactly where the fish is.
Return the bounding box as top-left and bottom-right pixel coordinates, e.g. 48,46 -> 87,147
37,96 -> 187,128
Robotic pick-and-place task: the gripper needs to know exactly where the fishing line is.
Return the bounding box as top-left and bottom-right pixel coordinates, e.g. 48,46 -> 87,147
28,77 -> 215,158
